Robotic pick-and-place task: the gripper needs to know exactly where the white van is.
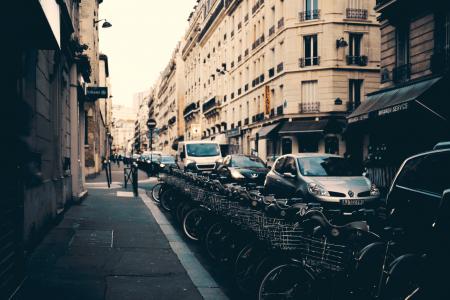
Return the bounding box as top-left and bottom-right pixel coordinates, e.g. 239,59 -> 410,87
176,141 -> 222,172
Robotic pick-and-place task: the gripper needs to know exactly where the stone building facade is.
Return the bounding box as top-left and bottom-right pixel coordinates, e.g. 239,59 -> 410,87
154,45 -> 186,155
180,0 -> 381,160
347,0 -> 450,192
4,0 -> 109,297
111,105 -> 136,156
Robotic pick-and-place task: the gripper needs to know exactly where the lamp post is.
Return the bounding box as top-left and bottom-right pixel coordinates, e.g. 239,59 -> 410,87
94,19 -> 113,28
146,119 -> 157,175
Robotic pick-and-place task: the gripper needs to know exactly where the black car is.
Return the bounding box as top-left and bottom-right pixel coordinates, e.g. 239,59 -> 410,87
214,155 -> 269,184
387,147 -> 450,246
158,155 -> 178,172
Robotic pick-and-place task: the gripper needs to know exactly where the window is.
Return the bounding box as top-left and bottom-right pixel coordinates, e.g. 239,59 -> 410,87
301,80 -> 319,113
349,33 -> 362,57
349,79 -> 363,110
274,157 -> 286,173
303,35 -> 319,66
396,24 -> 410,66
299,135 -> 319,153
304,0 -> 319,20
396,151 -> 450,196
283,157 -> 297,174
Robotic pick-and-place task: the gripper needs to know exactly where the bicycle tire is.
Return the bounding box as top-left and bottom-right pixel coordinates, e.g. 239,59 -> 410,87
258,263 -> 317,300
234,241 -> 268,294
160,189 -> 174,212
152,183 -> 162,202
204,221 -> 236,264
182,208 -> 207,241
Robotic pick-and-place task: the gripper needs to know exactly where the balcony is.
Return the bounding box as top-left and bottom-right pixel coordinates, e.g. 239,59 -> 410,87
238,88 -> 242,95
231,92 -> 235,99
254,113 -> 265,122
299,57 -> 320,68
431,50 -> 450,74
252,0 -> 265,14
202,97 -> 219,114
238,55 -> 242,63
244,48 -> 249,56
346,8 -> 368,20
245,84 -> 249,91
277,17 -> 284,29
183,102 -> 199,120
392,64 -> 411,84
238,22 -> 242,30
244,118 -> 249,125
268,67 -> 275,78
346,55 -> 368,66
277,62 -> 284,73
300,102 -> 321,113
269,25 -> 275,36
299,10 -> 320,21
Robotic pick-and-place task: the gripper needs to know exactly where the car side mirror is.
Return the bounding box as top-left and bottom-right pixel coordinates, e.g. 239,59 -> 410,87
283,172 -> 296,179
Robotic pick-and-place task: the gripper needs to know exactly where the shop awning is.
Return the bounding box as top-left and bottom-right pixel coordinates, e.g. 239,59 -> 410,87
348,77 -> 442,124
279,120 -> 329,134
257,123 -> 279,138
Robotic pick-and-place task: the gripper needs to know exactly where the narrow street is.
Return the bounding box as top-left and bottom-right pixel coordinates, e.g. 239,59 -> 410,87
13,166 -> 227,300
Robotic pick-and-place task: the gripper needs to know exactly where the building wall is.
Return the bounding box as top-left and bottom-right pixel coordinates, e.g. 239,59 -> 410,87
179,0 -> 381,159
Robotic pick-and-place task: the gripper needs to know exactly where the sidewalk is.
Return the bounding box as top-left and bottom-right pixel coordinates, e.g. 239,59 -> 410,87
14,166 -> 223,300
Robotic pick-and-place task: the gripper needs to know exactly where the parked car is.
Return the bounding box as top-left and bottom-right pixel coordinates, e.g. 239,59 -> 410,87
176,141 -> 222,172
380,147 -> 450,299
387,147 -> 450,245
158,155 -> 178,172
264,153 -> 381,208
214,155 -> 269,184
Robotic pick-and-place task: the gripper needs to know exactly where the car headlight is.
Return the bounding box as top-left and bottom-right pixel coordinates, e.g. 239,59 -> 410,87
370,184 -> 380,196
307,183 -> 330,197
160,163 -> 165,168
230,169 -> 245,179
146,160 -> 151,163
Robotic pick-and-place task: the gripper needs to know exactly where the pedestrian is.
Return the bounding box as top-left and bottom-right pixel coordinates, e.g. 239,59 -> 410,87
116,154 -> 120,167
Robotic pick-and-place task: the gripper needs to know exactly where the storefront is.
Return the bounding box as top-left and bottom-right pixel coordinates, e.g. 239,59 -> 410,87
347,76 -> 450,192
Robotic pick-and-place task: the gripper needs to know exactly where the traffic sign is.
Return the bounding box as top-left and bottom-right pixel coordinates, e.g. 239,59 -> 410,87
147,119 -> 157,129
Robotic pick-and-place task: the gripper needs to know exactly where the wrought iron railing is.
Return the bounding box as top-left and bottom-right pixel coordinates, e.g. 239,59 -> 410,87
299,57 -> 321,68
300,102 -> 321,113
392,64 -> 411,83
346,55 -> 368,66
299,9 -> 320,21
346,8 -> 368,19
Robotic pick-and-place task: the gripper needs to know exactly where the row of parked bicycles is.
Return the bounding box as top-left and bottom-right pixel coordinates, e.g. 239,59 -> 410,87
150,148 -> 449,300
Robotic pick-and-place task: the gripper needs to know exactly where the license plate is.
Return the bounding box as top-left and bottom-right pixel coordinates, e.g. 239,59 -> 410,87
341,199 -> 364,206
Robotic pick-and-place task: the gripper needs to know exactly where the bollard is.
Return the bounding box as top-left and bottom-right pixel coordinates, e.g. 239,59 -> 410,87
132,162 -> 138,197
104,160 -> 111,188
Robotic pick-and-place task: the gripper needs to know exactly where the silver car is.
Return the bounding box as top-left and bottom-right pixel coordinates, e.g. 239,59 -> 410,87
264,153 -> 381,208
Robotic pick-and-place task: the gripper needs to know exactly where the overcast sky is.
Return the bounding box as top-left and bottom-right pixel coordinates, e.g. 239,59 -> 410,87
99,0 -> 197,107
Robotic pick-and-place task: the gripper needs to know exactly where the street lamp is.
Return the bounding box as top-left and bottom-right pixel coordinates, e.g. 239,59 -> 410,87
147,119 -> 157,171
94,19 -> 113,28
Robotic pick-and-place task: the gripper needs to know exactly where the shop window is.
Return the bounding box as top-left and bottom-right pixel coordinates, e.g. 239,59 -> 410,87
325,136 -> 339,155
298,134 -> 319,153
282,138 -> 292,154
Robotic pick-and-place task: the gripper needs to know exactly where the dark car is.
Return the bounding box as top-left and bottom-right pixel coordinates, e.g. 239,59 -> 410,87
214,155 -> 269,184
264,153 -> 381,208
386,147 -> 450,246
158,155 -> 178,172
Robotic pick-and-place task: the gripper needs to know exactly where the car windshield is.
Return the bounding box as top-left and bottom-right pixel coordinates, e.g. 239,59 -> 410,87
297,157 -> 362,177
161,156 -> 175,163
186,144 -> 220,157
231,156 -> 265,168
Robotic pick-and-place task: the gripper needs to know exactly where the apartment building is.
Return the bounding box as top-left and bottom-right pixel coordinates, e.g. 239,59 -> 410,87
111,105 -> 135,156
348,0 -> 450,191
154,45 -> 186,154
181,0 -> 380,160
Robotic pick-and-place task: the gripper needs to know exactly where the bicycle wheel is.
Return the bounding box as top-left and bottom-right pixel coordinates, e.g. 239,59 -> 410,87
258,263 -> 317,300
160,189 -> 175,212
152,183 -> 162,203
234,241 -> 269,294
182,207 -> 208,241
204,222 -> 239,265
177,201 -> 192,224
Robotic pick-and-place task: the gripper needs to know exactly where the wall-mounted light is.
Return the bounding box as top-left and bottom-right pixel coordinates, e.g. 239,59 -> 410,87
336,37 -> 348,48
94,19 -> 112,28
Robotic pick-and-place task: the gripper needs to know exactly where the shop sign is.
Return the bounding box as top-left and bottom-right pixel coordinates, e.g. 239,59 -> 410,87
226,127 -> 241,138
86,87 -> 108,99
39,0 -> 61,48
348,114 -> 369,124
265,85 -> 271,115
378,102 -> 409,117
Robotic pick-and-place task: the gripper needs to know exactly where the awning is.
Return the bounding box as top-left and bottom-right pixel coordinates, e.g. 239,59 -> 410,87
348,77 -> 442,124
279,120 -> 328,134
257,123 -> 280,138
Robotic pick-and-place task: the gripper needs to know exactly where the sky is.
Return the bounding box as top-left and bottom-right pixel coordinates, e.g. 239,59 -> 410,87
99,0 -> 197,108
